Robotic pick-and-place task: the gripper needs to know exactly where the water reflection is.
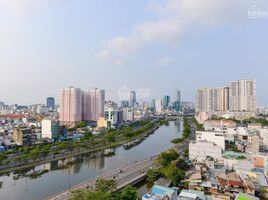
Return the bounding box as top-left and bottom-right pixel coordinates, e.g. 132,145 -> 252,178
0,121 -> 182,200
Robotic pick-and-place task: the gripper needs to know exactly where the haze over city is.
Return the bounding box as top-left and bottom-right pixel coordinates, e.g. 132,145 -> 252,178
2,1 -> 268,200
0,0 -> 268,105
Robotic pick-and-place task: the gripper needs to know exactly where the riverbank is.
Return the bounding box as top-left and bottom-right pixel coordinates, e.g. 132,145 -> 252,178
0,122 -> 160,174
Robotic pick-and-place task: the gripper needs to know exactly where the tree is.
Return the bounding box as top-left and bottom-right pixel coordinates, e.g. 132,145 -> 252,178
161,164 -> 185,186
158,149 -> 179,167
104,132 -> 116,143
76,121 -> 88,128
147,169 -> 160,183
0,153 -> 7,164
95,178 -> 117,192
69,189 -> 114,200
28,148 -> 41,161
120,186 -> 138,200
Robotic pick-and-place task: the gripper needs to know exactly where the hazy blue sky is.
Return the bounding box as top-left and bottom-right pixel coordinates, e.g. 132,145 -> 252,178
0,0 -> 268,105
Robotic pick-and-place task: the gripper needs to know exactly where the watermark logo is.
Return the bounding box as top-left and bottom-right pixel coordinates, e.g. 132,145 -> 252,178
248,4 -> 268,19
136,88 -> 150,99
118,86 -> 131,100
118,86 -> 150,100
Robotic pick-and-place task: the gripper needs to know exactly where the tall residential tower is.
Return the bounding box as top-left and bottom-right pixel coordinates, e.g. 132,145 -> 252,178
229,79 -> 256,112
59,87 -> 83,126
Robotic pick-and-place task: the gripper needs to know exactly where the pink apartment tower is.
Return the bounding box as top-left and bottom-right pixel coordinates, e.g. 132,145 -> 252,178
59,87 -> 83,126
84,88 -> 105,121
59,87 -> 105,126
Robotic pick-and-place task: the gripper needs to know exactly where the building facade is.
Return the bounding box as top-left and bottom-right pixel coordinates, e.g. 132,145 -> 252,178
46,97 -> 55,109
229,80 -> 256,112
155,99 -> 162,113
12,128 -> 37,146
84,88 -> 105,122
163,95 -> 170,109
196,131 -> 225,150
129,91 -> 136,108
59,87 -> 83,126
41,119 -> 60,140
196,87 -> 229,112
189,141 -> 222,162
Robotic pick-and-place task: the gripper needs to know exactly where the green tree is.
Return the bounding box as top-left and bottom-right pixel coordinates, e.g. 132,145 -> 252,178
120,186 -> 138,200
147,169 -> 160,183
158,149 -> 179,167
76,121 -> 88,128
69,189 -> 114,200
104,132 -> 116,143
28,148 -> 41,161
95,178 -> 117,192
161,164 -> 185,186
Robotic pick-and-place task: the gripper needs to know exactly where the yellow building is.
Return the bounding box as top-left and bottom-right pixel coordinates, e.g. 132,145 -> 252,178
97,117 -> 109,129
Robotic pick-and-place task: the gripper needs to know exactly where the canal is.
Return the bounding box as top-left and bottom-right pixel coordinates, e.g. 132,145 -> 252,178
0,120 -> 182,200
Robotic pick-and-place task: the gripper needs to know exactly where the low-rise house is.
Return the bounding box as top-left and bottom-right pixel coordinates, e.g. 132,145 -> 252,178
142,185 -> 177,200
235,192 -> 259,200
216,172 -> 243,191
189,141 -> 222,162
12,127 -> 37,146
178,189 -> 212,200
196,131 -> 225,151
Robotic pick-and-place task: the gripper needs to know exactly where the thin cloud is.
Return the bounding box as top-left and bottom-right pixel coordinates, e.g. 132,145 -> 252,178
95,0 -> 266,64
155,56 -> 173,67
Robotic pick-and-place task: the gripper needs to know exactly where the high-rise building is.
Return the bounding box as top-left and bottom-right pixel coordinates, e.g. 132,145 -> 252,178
151,99 -> 156,112
175,90 -> 181,112
59,87 -> 83,126
46,97 -> 55,108
155,99 -> 162,113
129,91 -> 136,107
196,87 -> 229,112
84,88 -> 105,121
229,80 -> 256,112
121,100 -> 129,108
163,95 -> 170,109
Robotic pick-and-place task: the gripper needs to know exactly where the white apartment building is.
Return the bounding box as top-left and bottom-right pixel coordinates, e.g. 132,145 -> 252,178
41,119 -> 59,139
189,141 -> 222,162
229,79 -> 256,112
155,99 -> 162,113
196,87 -> 229,112
123,110 -> 134,121
196,131 -> 225,150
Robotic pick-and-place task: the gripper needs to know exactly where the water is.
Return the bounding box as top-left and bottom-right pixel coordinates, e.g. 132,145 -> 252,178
0,120 -> 182,200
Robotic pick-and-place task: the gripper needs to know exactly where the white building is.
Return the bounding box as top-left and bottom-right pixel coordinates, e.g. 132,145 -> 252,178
196,87 -> 229,112
104,107 -> 123,125
196,131 -> 225,150
155,99 -> 162,113
41,119 -> 59,139
229,79 -> 256,112
123,110 -> 134,121
189,141 -> 222,162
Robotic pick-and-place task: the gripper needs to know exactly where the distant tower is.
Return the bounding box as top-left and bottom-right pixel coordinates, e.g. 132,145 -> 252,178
129,91 -> 136,107
175,90 -> 181,112
84,88 -> 105,121
46,97 -> 55,109
163,95 -> 170,109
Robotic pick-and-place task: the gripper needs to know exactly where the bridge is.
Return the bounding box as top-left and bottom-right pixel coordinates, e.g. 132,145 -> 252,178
46,157 -> 156,200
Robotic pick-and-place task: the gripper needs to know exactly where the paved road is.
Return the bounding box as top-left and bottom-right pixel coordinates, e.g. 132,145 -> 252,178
46,157 -> 155,200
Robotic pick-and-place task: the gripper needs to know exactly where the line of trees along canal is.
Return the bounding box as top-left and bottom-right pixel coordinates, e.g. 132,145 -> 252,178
0,119 -> 167,173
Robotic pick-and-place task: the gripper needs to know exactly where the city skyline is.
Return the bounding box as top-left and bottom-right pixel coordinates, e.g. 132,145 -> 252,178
1,1 -> 268,105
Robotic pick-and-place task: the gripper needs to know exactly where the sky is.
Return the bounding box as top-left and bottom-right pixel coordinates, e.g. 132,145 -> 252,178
0,0 -> 268,106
